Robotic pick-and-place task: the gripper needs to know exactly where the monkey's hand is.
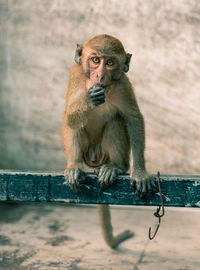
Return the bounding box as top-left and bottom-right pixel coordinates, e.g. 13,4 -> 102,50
130,170 -> 155,198
95,165 -> 123,190
64,168 -> 86,192
88,85 -> 105,106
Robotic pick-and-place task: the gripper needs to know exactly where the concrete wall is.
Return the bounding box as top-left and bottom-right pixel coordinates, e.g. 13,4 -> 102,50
0,0 -> 200,174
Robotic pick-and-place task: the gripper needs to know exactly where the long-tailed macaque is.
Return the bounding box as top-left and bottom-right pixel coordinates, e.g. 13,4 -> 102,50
62,34 -> 155,248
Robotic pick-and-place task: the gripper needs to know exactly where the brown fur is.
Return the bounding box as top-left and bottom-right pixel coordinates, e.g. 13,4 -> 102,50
62,34 -> 154,248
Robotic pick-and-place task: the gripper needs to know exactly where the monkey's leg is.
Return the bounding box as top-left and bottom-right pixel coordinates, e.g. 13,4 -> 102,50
98,115 -> 130,189
62,125 -> 88,191
98,116 -> 133,248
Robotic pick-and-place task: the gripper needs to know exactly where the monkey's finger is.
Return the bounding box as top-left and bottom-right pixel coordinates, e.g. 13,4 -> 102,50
64,173 -> 69,183
68,182 -> 77,192
140,182 -> 147,198
101,168 -> 118,189
70,179 -> 80,192
74,168 -> 80,180
130,178 -> 136,188
142,181 -> 147,193
68,178 -> 78,192
80,170 -> 87,184
135,182 -> 143,197
64,169 -> 72,181
89,86 -> 104,92
90,92 -> 105,100
102,169 -> 111,187
74,180 -> 80,192
108,169 -> 117,185
66,170 -> 72,185
68,170 -> 74,183
94,167 -> 100,175
135,181 -> 142,196
151,178 -> 156,193
90,95 -> 105,102
93,100 -> 105,106
89,88 -> 105,96
67,169 -> 79,192
147,177 -> 155,193
73,171 -> 81,191
90,94 -> 105,101
89,86 -> 101,91
67,175 -> 78,191
147,179 -> 152,193
90,88 -> 104,94
117,169 -> 124,175
99,166 -> 107,180
89,90 -> 104,96
91,86 -> 104,92
93,98 -> 105,103
98,166 -> 108,188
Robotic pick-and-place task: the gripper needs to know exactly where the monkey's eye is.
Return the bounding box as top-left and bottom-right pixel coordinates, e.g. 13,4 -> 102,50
106,59 -> 114,66
91,57 -> 100,64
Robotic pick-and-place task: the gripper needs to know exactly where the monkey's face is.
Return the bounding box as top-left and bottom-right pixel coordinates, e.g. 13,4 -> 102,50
74,35 -> 132,90
86,53 -> 120,89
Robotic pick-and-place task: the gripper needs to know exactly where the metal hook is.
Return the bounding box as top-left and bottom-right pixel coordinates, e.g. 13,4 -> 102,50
149,171 -> 165,240
149,215 -> 161,240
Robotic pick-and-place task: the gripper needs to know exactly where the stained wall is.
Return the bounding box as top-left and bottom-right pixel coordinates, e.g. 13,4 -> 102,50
0,0 -> 200,174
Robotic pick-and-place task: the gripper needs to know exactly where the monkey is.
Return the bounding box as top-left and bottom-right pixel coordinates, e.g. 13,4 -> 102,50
62,34 -> 155,248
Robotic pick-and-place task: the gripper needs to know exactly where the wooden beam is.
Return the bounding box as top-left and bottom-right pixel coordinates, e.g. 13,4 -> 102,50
0,170 -> 200,207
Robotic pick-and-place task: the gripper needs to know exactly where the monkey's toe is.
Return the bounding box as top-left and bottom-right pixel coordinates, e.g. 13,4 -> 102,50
64,168 -> 86,192
98,166 -> 120,190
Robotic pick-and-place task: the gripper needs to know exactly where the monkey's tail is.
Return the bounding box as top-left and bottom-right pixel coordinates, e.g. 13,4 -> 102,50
98,204 -> 134,249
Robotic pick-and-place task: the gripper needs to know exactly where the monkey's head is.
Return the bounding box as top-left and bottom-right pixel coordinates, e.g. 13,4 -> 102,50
74,34 -> 132,88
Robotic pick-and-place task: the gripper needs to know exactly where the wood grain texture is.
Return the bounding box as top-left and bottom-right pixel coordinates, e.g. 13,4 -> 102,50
0,171 -> 199,207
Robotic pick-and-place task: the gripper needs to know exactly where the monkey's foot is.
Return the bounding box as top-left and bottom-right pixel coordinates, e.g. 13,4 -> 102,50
96,165 -> 123,190
130,171 -> 155,198
64,168 -> 86,192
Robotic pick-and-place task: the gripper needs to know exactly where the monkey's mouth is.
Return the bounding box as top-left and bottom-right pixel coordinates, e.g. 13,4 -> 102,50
95,83 -> 106,88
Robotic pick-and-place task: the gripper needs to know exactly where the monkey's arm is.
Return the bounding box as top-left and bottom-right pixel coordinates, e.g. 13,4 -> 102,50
127,106 -> 154,195
66,65 -> 105,129
118,79 -> 154,195
65,65 -> 93,129
126,108 -> 146,173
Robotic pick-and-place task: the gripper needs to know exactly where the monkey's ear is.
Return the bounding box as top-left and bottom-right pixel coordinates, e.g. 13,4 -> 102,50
124,53 -> 132,73
74,44 -> 83,64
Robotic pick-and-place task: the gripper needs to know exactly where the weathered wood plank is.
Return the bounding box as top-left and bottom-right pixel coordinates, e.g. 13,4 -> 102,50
0,170 -> 200,207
